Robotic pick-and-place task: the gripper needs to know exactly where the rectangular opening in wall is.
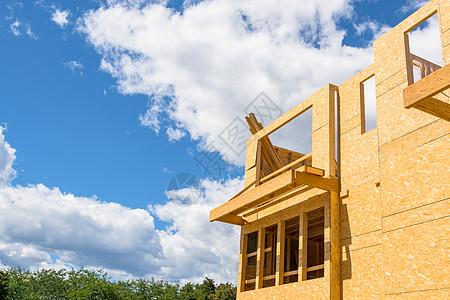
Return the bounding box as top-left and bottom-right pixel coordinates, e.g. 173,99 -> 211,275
407,13 -> 443,84
361,76 -> 377,133
257,108 -> 313,183
262,224 -> 277,288
283,216 -> 299,284
306,208 -> 324,280
244,231 -> 258,291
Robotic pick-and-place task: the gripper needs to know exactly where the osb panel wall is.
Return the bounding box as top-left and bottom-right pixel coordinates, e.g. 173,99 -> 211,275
376,0 -> 450,298
374,0 -> 441,147
382,217 -> 449,294
337,45 -> 383,300
341,244 -> 383,299
440,0 -> 450,65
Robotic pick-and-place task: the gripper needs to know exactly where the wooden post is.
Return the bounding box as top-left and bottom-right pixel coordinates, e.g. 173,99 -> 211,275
330,191 -> 341,299
300,212 -> 308,281
275,220 -> 285,286
238,230 -> 247,293
256,228 -> 264,289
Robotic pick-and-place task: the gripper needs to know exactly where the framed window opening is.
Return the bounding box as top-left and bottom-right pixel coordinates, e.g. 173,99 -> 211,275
240,206 -> 326,292
405,12 -> 443,85
360,75 -> 377,134
306,208 -> 325,280
243,231 -> 258,291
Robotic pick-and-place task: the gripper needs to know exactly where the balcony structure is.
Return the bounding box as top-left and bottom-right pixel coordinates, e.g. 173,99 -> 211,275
210,0 -> 450,299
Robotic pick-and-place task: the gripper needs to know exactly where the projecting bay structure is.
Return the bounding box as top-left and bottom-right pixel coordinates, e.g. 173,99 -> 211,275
210,0 -> 450,299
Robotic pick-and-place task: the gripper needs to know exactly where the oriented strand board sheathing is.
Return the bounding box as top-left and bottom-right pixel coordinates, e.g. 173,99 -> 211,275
341,230 -> 381,253
376,83 -> 438,146
238,277 -> 329,300
340,180 -> 381,239
383,217 -> 450,294
439,0 -> 450,33
384,288 -> 450,299
340,127 -> 379,189
341,245 -> 383,299
382,198 -> 450,232
380,133 -> 450,216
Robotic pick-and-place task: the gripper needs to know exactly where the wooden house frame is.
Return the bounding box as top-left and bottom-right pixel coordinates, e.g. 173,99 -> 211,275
210,0 -> 450,298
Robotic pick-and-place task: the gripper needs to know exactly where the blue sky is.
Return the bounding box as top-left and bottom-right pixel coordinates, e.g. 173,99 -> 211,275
0,0 -> 433,283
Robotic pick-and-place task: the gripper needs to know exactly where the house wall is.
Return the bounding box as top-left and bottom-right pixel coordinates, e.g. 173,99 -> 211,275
340,0 -> 450,298
236,0 -> 450,298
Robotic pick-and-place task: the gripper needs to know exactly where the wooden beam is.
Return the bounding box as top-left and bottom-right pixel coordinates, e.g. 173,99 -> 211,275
306,264 -> 325,272
296,165 -> 325,177
413,97 -> 450,122
216,214 -> 246,226
210,170 -> 295,222
259,152 -> 312,183
404,63 -> 450,118
246,113 -> 283,171
295,171 -> 339,192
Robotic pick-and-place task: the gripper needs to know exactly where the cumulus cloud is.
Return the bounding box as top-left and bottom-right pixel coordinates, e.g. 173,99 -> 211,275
51,9 -> 70,28
0,127 -> 16,187
0,129 -> 241,282
79,0 -> 374,165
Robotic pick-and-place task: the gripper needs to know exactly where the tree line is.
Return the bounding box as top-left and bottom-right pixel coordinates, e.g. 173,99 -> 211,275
0,267 -> 236,300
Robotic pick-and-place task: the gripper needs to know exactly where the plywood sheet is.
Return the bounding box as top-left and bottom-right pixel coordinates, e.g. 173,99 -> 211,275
341,244 -> 383,299
380,133 -> 450,216
340,180 -> 381,239
383,217 -> 450,294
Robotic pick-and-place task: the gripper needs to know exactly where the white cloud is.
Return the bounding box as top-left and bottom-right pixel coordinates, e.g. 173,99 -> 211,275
353,20 -> 391,42
52,9 -> 70,28
399,0 -> 429,14
167,126 -> 186,142
0,129 -> 241,283
0,127 -> 16,187
79,0 -> 374,165
25,24 -> 38,40
63,60 -> 84,75
408,14 -> 443,66
10,20 -> 20,36
152,177 -> 242,283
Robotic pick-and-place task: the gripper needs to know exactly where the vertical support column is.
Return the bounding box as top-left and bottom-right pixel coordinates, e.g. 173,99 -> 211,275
256,228 -> 264,289
300,212 -> 308,281
404,33 -> 414,85
275,220 -> 285,285
329,85 -> 337,177
330,191 -> 341,299
255,141 -> 262,186
238,230 -> 247,293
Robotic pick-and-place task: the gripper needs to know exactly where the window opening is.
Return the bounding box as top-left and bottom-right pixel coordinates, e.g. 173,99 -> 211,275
361,76 -> 377,133
256,108 -> 312,183
407,13 -> 443,83
262,224 -> 277,288
283,216 -> 299,284
244,231 -> 258,291
306,208 -> 324,280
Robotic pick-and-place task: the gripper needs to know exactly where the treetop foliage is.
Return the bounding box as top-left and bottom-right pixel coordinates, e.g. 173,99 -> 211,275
0,267 -> 236,300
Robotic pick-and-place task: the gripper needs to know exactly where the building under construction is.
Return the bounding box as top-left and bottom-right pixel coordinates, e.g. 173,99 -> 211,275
210,0 -> 450,298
